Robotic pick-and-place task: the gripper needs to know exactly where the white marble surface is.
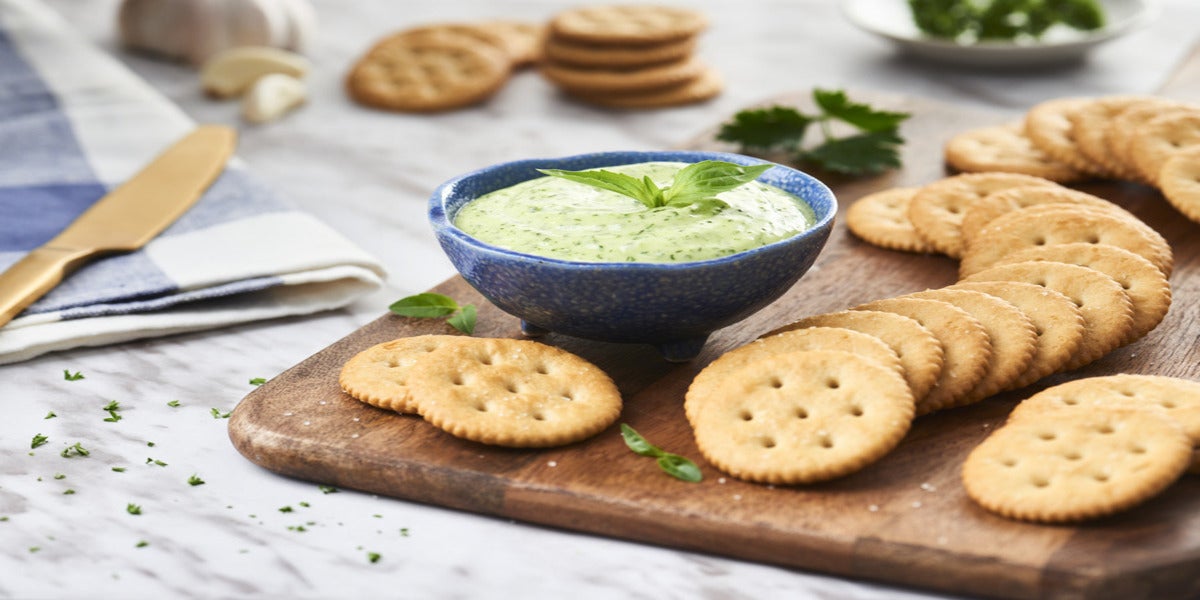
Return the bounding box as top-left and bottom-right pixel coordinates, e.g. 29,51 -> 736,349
3,1 -> 1199,598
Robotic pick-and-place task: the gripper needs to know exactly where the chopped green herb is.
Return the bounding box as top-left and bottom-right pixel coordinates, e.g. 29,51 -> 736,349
367,552 -> 381,564
53,473 -> 65,480
0,516 -> 9,522
287,525 -> 307,532
908,0 -> 1104,42
249,377 -> 267,386
279,506 -> 294,513
716,89 -> 911,176
389,293 -> 478,335
318,485 -> 338,494
167,400 -> 181,407
103,400 -> 120,411
298,501 -> 310,508
400,528 -> 410,537
62,489 -> 75,495
63,369 -> 84,381
60,442 -> 89,458
31,433 -> 49,449
187,474 -> 205,486
135,540 -> 149,548
111,467 -> 126,473
619,424 -> 703,482
210,408 -> 231,419
126,503 -> 142,515
146,458 -> 167,467
372,514 -> 382,519
146,441 -> 155,447
44,411 -> 57,419
29,546 -> 40,553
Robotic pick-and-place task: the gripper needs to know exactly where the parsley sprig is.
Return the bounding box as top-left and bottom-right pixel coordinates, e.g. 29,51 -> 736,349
717,89 -> 911,176
389,293 -> 477,335
538,160 -> 771,211
620,424 -> 702,483
909,0 -> 1104,42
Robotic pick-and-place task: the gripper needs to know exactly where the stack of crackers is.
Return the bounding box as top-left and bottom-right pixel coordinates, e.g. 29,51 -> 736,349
538,5 -> 722,109
944,95 -> 1200,223
346,21 -> 543,112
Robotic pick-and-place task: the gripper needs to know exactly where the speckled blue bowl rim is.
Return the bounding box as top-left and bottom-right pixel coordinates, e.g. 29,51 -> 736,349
429,150 -> 837,270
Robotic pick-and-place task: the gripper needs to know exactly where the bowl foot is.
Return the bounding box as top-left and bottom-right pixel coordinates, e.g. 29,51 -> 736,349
656,336 -> 710,363
520,320 -> 549,337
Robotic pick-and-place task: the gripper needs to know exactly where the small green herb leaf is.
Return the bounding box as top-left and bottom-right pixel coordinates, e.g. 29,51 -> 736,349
167,400 -> 181,407
388,293 -> 462,318
136,540 -> 149,548
803,131 -> 905,176
62,489 -> 76,495
279,505 -> 294,513
367,552 -> 382,564
211,408 -> 231,419
716,106 -> 813,150
446,304 -> 477,335
111,467 -> 126,473
61,442 -> 89,458
537,168 -> 664,209
126,503 -> 142,515
63,369 -> 84,381
249,377 -> 267,386
619,424 -> 702,483
31,433 -> 48,449
619,424 -> 660,457
812,89 -> 911,133
662,161 -> 772,207
187,474 -> 205,486
44,411 -> 56,419
318,485 -> 338,494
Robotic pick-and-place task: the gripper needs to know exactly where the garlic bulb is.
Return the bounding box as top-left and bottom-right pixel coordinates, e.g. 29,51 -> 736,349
118,0 -> 316,66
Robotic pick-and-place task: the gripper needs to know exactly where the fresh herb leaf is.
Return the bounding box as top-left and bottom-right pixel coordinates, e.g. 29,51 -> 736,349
112,467 -> 126,473
909,0 -> 1105,42
536,168 -> 665,209
318,485 -> 338,494
210,408 -> 231,419
62,489 -> 75,495
126,503 -> 142,515
539,160 -> 770,210
31,434 -> 48,449
279,505 -> 294,513
367,552 -> 381,563
53,473 -> 65,480
63,369 -> 84,381
146,458 -> 167,467
103,401 -> 120,412
299,501 -> 310,508
167,400 -> 180,407
716,90 -> 911,176
44,411 -> 56,419
61,442 -> 89,458
389,293 -> 478,335
249,377 -> 267,386
187,474 -> 205,486
146,441 -> 155,447
136,540 -> 149,548
103,401 -> 122,423
619,424 -> 702,483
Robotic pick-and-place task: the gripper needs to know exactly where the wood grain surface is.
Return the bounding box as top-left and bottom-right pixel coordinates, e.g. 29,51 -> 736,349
229,51 -> 1200,599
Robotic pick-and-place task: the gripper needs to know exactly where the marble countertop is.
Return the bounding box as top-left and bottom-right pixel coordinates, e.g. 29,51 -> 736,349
3,1 -> 1199,598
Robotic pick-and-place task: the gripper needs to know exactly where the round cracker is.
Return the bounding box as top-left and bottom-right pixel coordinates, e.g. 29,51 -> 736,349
944,123 -> 1086,183
960,204 -> 1173,279
1068,95 -> 1156,181
568,67 -> 722,109
1106,100 -> 1195,184
1130,110 -> 1200,186
993,243 -> 1171,345
345,34 -> 511,113
339,335 -> 469,414
548,5 -> 708,45
960,261 -> 1133,371
768,310 -> 945,403
479,20 -> 546,66
1160,145 -> 1200,224
542,35 -> 697,68
854,297 -> 992,416
691,350 -> 914,485
408,338 -> 622,448
1009,374 -> 1200,474
949,281 -> 1085,390
959,186 -> 1123,243
539,56 -> 707,94
908,173 -> 1060,258
1024,97 -> 1110,178
905,289 -> 1037,407
687,327 -> 902,425
846,187 -> 935,253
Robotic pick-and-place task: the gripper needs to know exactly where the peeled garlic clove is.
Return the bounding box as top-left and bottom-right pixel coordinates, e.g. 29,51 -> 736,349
201,46 -> 309,98
241,73 -> 306,123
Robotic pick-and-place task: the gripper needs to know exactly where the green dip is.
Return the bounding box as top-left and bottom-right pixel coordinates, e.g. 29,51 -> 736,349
453,161 -> 815,263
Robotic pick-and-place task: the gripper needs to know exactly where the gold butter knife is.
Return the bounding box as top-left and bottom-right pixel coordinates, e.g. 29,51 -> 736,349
0,125 -> 237,328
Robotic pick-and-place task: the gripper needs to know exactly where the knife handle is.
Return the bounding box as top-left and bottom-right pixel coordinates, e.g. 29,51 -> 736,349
0,246 -> 96,329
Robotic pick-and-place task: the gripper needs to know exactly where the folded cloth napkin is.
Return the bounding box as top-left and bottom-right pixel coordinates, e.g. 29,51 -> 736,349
0,0 -> 385,365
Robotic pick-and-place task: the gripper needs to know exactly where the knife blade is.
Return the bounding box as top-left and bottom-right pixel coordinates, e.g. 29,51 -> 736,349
0,125 -> 237,328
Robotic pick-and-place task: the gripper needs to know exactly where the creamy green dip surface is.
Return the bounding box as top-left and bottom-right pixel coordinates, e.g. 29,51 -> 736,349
453,161 -> 815,263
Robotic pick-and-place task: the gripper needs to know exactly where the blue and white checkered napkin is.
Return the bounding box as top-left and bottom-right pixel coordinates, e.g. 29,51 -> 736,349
0,0 -> 385,364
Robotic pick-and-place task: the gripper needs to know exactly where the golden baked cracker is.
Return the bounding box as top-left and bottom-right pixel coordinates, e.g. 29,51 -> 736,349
542,34 -> 697,68
1069,95 -> 1156,181
908,173 -> 1060,258
687,327 -> 902,424
1106,100 -> 1194,183
346,34 -> 511,113
549,5 -> 708,45
690,350 -> 914,485
1130,110 -> 1200,185
769,310 -> 945,403
994,243 -> 1171,344
568,67 -> 722,109
479,20 -> 545,66
950,281 -> 1085,390
958,185 -> 1122,243
540,56 -> 706,94
1024,97 -> 1110,178
854,297 -> 991,416
339,335 -> 468,414
905,289 -> 1037,407
962,408 -> 1190,523
845,187 -> 935,253
959,204 -> 1173,279
1009,374 -> 1200,474
1160,145 -> 1200,224
397,23 -> 513,57
408,338 -> 622,448
944,123 -> 1086,183
961,261 -> 1133,371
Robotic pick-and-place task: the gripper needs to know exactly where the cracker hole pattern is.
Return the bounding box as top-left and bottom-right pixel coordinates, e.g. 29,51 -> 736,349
769,376 -> 784,389
826,378 -> 841,389
1031,476 -> 1050,488
739,409 -> 754,422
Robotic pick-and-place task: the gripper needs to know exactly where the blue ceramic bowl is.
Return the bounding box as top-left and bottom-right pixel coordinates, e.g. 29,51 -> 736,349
429,150 -> 836,361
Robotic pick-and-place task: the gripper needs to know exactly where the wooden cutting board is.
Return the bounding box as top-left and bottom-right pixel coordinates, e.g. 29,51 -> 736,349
229,47 -> 1200,599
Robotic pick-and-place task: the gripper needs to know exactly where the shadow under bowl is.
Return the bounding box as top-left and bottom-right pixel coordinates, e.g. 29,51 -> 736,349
429,150 -> 837,361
